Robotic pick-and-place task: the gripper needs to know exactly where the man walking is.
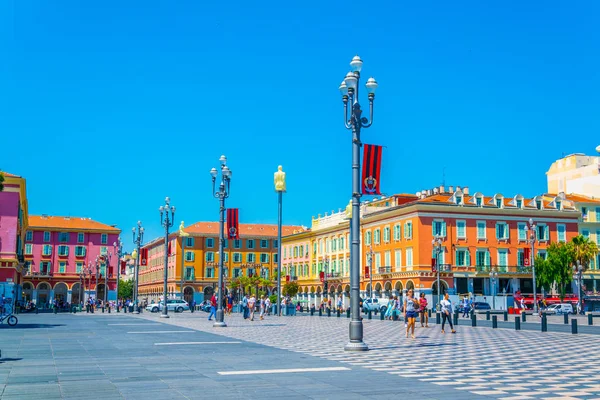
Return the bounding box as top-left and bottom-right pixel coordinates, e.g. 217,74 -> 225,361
208,293 -> 217,321
248,294 -> 256,321
242,294 -> 249,319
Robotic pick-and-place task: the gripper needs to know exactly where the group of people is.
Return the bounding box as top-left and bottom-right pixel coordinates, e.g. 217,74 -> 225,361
207,293 -> 273,322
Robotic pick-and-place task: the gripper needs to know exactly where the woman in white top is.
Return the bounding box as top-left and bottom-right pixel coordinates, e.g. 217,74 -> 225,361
403,289 -> 419,339
440,293 -> 456,334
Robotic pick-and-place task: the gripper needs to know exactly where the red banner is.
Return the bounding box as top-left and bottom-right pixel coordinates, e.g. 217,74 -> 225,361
167,241 -> 172,256
226,208 -> 240,239
120,260 -> 127,274
319,271 -> 324,282
364,266 -> 370,279
286,275 -> 290,282
524,248 -> 530,266
141,248 -> 148,266
362,144 -> 382,195
431,257 -> 437,272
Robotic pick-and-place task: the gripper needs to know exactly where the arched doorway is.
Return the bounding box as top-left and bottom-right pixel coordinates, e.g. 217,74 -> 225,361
365,283 -> 372,297
394,281 -> 403,296
71,283 -> 81,305
432,280 -> 448,296
374,282 -> 382,298
184,287 -> 194,304
384,282 -> 392,298
54,283 -> 68,303
96,283 -> 106,303
36,283 -> 50,307
406,280 -> 415,291
204,286 -> 214,299
23,282 -> 33,302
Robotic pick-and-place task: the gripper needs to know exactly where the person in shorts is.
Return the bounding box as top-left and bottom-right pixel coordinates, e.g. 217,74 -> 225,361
403,289 -> 419,339
419,292 -> 429,327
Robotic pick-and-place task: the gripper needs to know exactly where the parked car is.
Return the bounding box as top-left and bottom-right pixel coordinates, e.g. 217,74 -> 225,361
472,302 -> 491,311
545,303 -> 573,315
145,299 -> 190,313
362,298 -> 389,314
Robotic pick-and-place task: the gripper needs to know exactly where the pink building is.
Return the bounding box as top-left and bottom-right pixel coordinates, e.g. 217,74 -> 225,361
282,238 -> 311,279
23,215 -> 121,306
0,172 -> 28,285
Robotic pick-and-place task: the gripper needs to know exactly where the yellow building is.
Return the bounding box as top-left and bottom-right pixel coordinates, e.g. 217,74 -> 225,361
546,147 -> 600,197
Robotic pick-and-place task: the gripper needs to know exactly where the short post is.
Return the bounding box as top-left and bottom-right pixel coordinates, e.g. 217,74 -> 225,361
492,315 -> 498,329
486,310 -> 490,321
436,312 -> 441,325
327,308 -> 331,317
453,312 -> 458,327
471,312 -> 477,327
310,308 -> 314,316
108,305 -> 111,313
337,309 -> 341,317
36,307 -> 39,314
522,312 -> 526,323
588,313 -> 593,326
564,313 -> 569,324
515,316 -> 521,330
318,308 -> 322,317
367,310 -> 372,320
54,306 -> 57,314
541,314 -> 547,332
346,309 -> 350,318
428,309 -> 431,318
503,311 -> 508,322
123,304 -> 127,313
380,311 -> 384,321
102,306 -> 105,313
572,319 -> 578,334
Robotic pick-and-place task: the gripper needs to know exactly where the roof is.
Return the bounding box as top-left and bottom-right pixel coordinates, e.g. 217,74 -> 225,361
1,172 -> 21,178
28,215 -> 121,232
548,193 -> 600,204
184,222 -> 306,237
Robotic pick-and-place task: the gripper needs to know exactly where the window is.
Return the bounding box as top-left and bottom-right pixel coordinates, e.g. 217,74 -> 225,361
517,250 -> 525,267
273,254 -> 278,263
247,240 -> 255,249
77,233 -> 84,243
59,232 -> 70,243
394,250 -> 401,271
42,245 -> 52,256
455,195 -> 462,205
185,267 -> 195,280
518,223 -> 527,241
293,247 -> 298,257
556,201 -> 562,210
40,261 -> 51,274
100,234 -> 107,244
536,224 -> 549,241
476,197 -> 482,207
76,262 -> 83,274
222,253 -> 229,262
340,237 -> 345,250
26,231 -> 33,241
384,251 -> 391,266
557,224 -> 566,242
206,238 -> 214,248
374,253 -> 381,269
475,250 -> 489,267
185,251 -> 195,261
365,231 -> 372,245
536,200 -> 542,210
273,239 -> 278,249
582,229 -> 590,240
313,242 -> 317,254
404,222 -> 413,239
393,224 -> 401,241
247,253 -> 256,263
498,249 -> 508,266
233,268 -> 242,278
233,253 -> 242,263
25,244 -> 33,255
223,239 -> 228,249
260,239 -> 268,248
406,248 -> 413,267
496,223 -> 509,240
496,198 -> 503,208
284,247 -> 287,259
432,220 -> 447,237
477,222 -> 486,239
205,268 -> 214,278
300,245 -> 304,256
100,246 -> 108,255
186,237 -> 194,247
43,231 -> 51,242
537,250 -> 547,260
332,239 -> 337,251
260,253 -> 269,263
75,246 -> 86,257
596,208 -> 600,222
516,199 -> 523,209
456,249 -> 470,266
597,230 -> 600,245
383,227 -> 390,243
456,220 -> 466,239
582,207 -> 588,218
205,252 -> 214,262
59,262 -> 66,273
374,229 -> 381,244
234,240 -> 241,249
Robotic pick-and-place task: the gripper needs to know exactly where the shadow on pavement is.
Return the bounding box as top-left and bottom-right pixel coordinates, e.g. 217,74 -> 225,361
0,358 -> 23,363
0,324 -> 65,329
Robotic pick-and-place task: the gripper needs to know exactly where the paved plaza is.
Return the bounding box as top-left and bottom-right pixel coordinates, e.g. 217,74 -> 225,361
1,312 -> 600,399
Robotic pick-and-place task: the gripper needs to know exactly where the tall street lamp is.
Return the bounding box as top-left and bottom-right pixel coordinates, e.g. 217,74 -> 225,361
114,238 -> 123,312
159,197 -> 176,319
179,223 -> 190,300
211,155 -> 232,328
432,236 -> 443,310
574,261 -> 584,314
132,221 -> 144,313
104,252 -> 110,309
489,270 -> 498,310
274,165 -> 286,316
525,218 -> 538,313
323,254 -> 329,301
339,55 -> 378,352
367,246 -> 374,301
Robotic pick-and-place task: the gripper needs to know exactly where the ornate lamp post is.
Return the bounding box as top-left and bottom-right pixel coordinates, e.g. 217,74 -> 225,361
339,55 -> 378,352
159,197 -> 176,318
132,221 -> 144,313
489,270 -> 498,310
114,238 -> 123,312
179,222 -> 190,300
367,246 -> 374,302
525,218 -> 538,312
274,165 -> 286,316
432,236 -> 443,310
210,155 -> 231,328
574,261 -> 584,314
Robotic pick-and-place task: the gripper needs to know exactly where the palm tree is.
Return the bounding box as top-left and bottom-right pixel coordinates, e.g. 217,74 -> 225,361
0,171 -> 4,192
571,235 -> 599,269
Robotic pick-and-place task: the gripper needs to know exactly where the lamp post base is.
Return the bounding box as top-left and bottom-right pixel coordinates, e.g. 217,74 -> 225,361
160,314 -> 170,319
344,321 -> 368,351
213,321 -> 227,328
344,341 -> 369,352
133,310 -> 140,315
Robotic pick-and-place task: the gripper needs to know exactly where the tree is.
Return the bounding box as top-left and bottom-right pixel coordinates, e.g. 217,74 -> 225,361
571,234 -> 598,269
118,279 -> 133,300
537,242 -> 575,301
0,171 -> 4,192
282,281 -> 299,298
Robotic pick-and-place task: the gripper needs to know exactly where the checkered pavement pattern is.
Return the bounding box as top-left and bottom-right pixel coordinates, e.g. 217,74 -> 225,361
137,312 -> 600,399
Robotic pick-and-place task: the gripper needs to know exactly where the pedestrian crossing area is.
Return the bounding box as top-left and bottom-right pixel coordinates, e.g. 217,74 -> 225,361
140,313 -> 600,399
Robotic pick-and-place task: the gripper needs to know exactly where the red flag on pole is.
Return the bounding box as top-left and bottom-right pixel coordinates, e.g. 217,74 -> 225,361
524,248 -> 531,266
120,260 -> 127,274
362,144 -> 383,195
167,241 -> 172,256
319,271 -> 324,282
226,208 -> 240,239
431,257 -> 437,272
141,248 -> 147,266
364,266 -> 370,279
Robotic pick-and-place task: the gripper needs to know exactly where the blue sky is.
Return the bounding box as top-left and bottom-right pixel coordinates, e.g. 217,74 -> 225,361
2,1 -> 599,251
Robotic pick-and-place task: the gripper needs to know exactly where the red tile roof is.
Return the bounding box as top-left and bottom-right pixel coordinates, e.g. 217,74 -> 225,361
184,222 -> 306,237
548,193 -> 600,204
28,215 -> 120,232
1,172 -> 21,178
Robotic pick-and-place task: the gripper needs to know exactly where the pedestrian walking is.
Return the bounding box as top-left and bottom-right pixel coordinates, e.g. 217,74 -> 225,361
440,293 -> 456,334
404,289 -> 419,339
384,296 -> 394,320
337,295 -> 343,313
248,295 -> 256,321
208,293 -> 217,321
227,294 -> 233,315
242,294 -> 249,319
265,296 -> 271,315
462,296 -> 470,318
419,293 -> 429,327
259,295 -> 266,320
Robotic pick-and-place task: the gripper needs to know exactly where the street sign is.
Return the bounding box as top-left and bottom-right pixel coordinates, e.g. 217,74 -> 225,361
431,257 -> 437,272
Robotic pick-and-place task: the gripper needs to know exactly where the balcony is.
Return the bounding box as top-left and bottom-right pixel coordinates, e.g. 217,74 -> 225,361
378,267 -> 392,274
184,275 -> 195,281
25,270 -> 53,278
325,272 -> 341,279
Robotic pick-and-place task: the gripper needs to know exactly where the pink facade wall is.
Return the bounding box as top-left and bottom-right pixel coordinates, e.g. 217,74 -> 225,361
0,191 -> 19,259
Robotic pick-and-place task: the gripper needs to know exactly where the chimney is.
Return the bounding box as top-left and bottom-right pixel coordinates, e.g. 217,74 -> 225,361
464,186 -> 469,195
415,191 -> 421,196
449,186 -> 454,193
433,187 -> 439,194
456,186 -> 461,193
439,185 -> 445,193
427,189 -> 432,196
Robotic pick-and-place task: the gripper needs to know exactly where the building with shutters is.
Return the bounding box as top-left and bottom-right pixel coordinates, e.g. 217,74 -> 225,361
0,172 -> 28,287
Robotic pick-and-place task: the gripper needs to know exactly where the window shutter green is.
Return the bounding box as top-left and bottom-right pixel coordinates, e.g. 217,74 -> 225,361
545,225 -> 549,240
485,251 -> 491,266
442,222 -> 447,237
466,250 -> 471,266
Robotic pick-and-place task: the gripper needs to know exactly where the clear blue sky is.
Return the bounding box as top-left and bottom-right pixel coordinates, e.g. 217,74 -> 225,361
2,1 -> 599,252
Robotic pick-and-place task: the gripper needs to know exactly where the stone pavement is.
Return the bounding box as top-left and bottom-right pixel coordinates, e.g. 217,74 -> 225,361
134,310 -> 600,400
0,312 -> 496,400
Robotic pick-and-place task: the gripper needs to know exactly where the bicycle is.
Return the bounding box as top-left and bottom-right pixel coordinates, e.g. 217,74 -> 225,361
0,313 -> 18,326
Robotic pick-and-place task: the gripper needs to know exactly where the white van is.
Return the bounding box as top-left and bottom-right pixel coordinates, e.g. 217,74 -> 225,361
546,303 -> 574,315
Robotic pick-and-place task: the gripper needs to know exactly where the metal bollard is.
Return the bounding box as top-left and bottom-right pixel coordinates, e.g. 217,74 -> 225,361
392,313 -> 398,321
428,309 -> 432,318
102,307 -> 105,313
522,312 -> 526,323
572,319 -> 578,334
108,306 -> 111,313
588,314 -> 593,326
36,307 -> 39,314
310,308 -> 314,316
486,311 -> 490,321
337,309 -> 340,318
471,312 -> 477,327
515,316 -> 521,330
327,308 -> 331,317
347,309 -> 351,318
380,311 -> 384,321
564,313 -> 569,324
436,312 -> 440,325
492,315 -> 498,329
541,314 -> 547,332
54,307 -> 57,314
318,308 -> 322,317
504,311 -> 508,322
368,310 -> 372,320
453,312 -> 458,326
